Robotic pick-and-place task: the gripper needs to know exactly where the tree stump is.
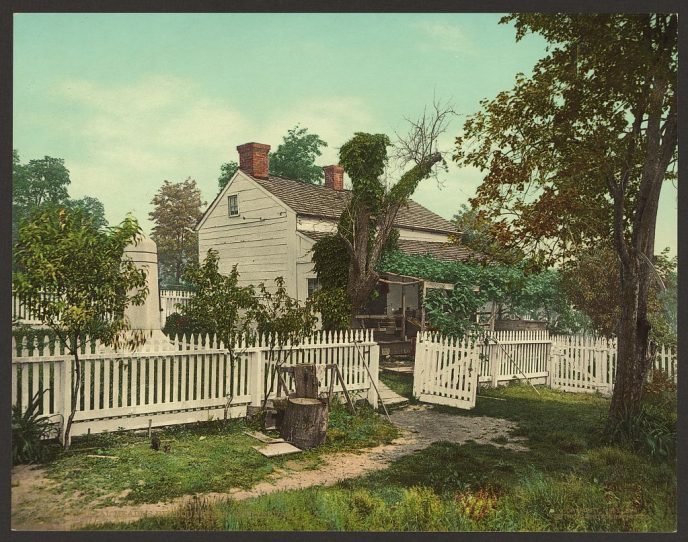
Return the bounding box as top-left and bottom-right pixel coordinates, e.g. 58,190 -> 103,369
280,397 -> 329,449
291,364 -> 321,398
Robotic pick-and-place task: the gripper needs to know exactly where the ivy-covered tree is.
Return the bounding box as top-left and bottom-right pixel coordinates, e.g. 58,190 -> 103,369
149,178 -> 205,287
13,208 -> 148,448
269,125 -> 327,184
313,101 -> 454,319
453,14 -> 677,422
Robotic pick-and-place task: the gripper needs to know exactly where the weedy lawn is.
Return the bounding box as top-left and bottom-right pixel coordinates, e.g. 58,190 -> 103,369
39,402 -> 398,507
87,379 -> 677,532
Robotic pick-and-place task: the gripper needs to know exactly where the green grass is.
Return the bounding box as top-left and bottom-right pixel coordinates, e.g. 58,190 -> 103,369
43,401 -> 398,507
87,383 -> 677,532
379,372 -> 414,400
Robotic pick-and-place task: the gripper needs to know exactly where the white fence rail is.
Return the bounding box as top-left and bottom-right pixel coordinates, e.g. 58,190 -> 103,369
414,331 -> 677,408
11,330 -> 379,444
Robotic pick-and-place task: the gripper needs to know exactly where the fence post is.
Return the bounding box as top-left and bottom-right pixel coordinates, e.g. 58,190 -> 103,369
367,342 -> 380,407
248,347 -> 264,407
546,337 -> 553,388
489,342 -> 499,388
59,358 -> 73,447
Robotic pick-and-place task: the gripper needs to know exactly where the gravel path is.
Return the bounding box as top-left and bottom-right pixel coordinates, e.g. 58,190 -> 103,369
12,405 -> 527,531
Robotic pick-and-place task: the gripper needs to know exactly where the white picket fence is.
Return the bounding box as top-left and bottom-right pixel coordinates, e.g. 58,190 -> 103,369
414,330 -> 677,409
11,329 -> 379,444
12,289 -> 194,329
549,334 -> 677,395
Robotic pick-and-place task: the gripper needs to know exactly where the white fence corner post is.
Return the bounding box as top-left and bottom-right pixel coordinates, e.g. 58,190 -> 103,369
59,357 -> 73,447
367,342 -> 380,407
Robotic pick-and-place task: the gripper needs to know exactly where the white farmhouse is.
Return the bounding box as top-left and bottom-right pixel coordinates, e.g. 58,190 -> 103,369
195,142 -> 474,331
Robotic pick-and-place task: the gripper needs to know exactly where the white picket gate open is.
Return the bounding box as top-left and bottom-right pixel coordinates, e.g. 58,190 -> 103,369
413,332 -> 480,409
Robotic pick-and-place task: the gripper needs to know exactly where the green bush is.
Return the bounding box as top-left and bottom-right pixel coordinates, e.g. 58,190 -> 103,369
607,402 -> 676,460
12,389 -> 54,465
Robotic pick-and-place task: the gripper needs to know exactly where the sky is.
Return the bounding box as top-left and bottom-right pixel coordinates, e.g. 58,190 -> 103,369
13,13 -> 677,256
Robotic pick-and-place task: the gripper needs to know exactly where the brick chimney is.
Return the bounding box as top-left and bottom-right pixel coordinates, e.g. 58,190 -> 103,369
237,142 -> 271,179
323,165 -> 344,191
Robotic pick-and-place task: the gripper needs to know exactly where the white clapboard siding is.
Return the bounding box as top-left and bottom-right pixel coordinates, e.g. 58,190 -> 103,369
12,330 -> 379,443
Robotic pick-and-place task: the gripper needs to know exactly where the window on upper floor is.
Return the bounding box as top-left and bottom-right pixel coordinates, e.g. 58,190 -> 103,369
228,194 -> 239,217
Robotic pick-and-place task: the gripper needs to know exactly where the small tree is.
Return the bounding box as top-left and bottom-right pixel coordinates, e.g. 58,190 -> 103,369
248,278 -> 318,408
149,178 -> 205,287
13,208 -> 148,448
177,249 -> 256,346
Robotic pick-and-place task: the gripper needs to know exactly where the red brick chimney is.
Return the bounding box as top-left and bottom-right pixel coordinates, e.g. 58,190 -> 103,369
323,165 -> 344,191
237,142 -> 271,179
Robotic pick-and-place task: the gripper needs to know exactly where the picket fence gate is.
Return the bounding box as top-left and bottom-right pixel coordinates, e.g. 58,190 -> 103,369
11,330 -> 379,445
414,330 -> 677,410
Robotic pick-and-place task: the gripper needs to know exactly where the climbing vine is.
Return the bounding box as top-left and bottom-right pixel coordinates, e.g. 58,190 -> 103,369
378,250 -> 589,336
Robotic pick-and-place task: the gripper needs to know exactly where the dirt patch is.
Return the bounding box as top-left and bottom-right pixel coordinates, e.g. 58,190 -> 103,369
12,407 -> 526,531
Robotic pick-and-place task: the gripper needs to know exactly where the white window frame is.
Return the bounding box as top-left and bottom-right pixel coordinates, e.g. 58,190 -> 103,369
228,194 -> 239,217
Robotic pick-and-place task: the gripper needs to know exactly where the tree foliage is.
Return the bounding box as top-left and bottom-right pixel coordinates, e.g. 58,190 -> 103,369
269,125 -> 327,184
12,151 -> 108,251
13,207 -> 148,447
67,196 -> 108,229
561,245 -> 676,345
178,249 -> 255,347
149,178 -> 205,287
451,204 -> 524,264
453,14 -> 677,421
217,160 -> 239,193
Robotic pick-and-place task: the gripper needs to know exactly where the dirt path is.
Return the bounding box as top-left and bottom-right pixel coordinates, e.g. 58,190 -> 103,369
12,405 -> 527,531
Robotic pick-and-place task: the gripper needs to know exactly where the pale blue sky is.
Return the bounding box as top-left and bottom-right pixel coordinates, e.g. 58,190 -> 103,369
13,13 -> 677,255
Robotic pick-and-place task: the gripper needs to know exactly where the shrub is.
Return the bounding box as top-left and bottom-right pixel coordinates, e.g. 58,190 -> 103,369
606,403 -> 676,460
162,312 -> 198,338
12,389 -> 54,465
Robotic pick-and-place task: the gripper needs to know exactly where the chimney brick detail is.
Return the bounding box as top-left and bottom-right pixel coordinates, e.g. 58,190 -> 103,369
237,142 -> 271,179
323,165 -> 344,191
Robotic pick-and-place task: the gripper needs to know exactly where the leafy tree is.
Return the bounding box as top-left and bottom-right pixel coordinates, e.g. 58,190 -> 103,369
149,178 -> 206,287
13,208 -> 148,448
451,204 -> 524,264
217,160 -> 239,193
453,14 -> 677,422
269,125 -> 327,184
12,152 -> 71,246
67,196 -> 108,229
13,154 -> 71,210
248,277 -> 319,408
562,245 -> 676,346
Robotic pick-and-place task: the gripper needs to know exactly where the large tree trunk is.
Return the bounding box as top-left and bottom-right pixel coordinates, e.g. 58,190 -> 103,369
609,256 -> 654,421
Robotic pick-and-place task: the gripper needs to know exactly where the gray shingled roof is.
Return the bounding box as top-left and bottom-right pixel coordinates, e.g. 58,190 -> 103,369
252,174 -> 455,233
299,230 -> 475,262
